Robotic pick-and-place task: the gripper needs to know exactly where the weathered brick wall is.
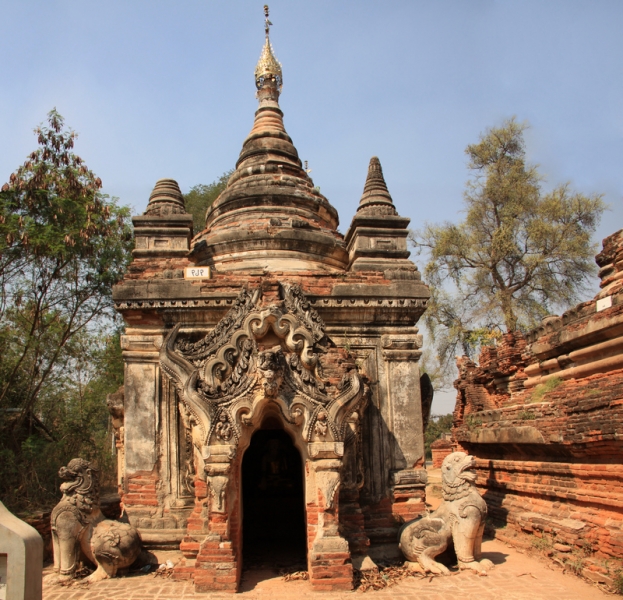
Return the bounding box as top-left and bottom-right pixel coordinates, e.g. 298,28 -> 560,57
452,230 -> 623,563
430,438 -> 454,468
476,460 -> 623,556
455,348 -> 623,560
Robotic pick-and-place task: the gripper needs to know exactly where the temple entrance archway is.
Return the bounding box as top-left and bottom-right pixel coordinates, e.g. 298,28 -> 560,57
241,421 -> 307,571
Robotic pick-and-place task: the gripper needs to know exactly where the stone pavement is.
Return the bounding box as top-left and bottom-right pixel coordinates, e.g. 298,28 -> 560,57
42,538 -> 611,600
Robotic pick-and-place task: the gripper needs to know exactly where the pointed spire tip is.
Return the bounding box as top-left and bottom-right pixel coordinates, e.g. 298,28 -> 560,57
357,156 -> 397,214
255,5 -> 282,99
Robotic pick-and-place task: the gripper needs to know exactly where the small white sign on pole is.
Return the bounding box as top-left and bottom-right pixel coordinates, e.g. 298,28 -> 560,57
185,267 -> 211,279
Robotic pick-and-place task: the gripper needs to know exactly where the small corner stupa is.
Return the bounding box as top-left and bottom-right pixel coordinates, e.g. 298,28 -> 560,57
112,5 -> 430,592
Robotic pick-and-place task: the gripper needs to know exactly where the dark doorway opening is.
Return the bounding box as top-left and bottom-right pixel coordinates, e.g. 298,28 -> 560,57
242,426 -> 306,571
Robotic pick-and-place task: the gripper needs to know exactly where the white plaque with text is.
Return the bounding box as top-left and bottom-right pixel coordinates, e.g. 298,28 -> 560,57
185,267 -> 211,279
596,296 -> 612,312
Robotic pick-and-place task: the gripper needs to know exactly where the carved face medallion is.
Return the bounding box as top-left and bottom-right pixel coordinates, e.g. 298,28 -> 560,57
257,346 -> 284,397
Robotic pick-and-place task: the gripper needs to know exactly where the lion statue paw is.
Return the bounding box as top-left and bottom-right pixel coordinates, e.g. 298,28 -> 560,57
459,558 -> 494,573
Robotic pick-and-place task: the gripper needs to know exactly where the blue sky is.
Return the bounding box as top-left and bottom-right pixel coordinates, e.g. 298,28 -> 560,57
1,1 -> 622,413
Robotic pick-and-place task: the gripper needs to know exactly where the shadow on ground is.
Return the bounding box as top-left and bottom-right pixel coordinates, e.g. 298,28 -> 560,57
481,549 -> 509,566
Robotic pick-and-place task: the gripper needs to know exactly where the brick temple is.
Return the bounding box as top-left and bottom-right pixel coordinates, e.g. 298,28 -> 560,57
452,228 -> 623,577
112,13 -> 430,593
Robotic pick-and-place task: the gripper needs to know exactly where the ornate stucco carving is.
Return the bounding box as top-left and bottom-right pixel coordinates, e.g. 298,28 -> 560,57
160,283 -> 367,471
207,475 -> 229,513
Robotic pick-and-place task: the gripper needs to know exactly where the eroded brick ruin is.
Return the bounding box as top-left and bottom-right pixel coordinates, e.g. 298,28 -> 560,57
112,22 -> 430,592
453,229 -> 623,579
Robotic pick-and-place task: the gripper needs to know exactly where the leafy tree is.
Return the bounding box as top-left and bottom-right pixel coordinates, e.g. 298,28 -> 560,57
424,414 -> 453,460
421,287 -> 504,375
184,170 -> 233,233
418,346 -> 454,392
0,331 -> 124,511
0,109 -> 131,424
413,118 -> 606,365
0,109 -> 132,511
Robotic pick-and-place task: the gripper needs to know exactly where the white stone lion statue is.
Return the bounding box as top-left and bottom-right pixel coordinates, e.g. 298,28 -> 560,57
50,458 -> 141,582
399,451 -> 493,574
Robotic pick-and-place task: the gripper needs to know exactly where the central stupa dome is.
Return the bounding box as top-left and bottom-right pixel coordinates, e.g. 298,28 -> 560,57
190,13 -> 347,273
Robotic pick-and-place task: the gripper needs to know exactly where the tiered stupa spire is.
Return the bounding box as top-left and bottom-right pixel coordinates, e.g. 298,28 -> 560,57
344,156 -> 420,278
357,157 -> 398,216
132,177 -> 193,259
144,179 -> 187,216
193,6 -> 346,272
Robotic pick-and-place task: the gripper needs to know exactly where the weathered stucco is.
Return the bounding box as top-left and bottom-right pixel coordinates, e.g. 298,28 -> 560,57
124,362 -> 159,474
112,42 -> 430,592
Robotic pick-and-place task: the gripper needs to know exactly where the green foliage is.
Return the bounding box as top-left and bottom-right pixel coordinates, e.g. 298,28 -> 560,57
0,332 -> 123,512
531,534 -> 553,552
559,542 -> 592,576
412,118 -> 606,368
614,569 -> 623,595
0,110 -> 132,512
420,286 -> 504,375
0,109 -> 129,269
563,552 -> 586,576
465,414 -> 483,430
343,335 -> 351,355
184,170 -> 233,233
518,409 -> 536,421
530,377 -> 563,403
424,413 -> 453,459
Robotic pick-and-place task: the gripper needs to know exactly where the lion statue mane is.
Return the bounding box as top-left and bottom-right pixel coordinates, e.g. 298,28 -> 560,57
398,451 -> 493,574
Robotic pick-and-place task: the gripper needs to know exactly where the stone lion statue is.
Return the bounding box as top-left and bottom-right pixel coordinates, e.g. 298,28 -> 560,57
399,452 -> 493,574
50,458 -> 141,582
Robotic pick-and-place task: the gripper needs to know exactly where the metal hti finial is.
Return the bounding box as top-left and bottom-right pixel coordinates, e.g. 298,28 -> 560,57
255,4 -> 282,95
264,5 -> 272,37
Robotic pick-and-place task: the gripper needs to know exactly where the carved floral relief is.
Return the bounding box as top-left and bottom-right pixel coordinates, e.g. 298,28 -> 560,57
160,283 -> 367,473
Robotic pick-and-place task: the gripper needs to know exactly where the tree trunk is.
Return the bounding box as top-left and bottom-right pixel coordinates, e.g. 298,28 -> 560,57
500,292 -> 517,332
